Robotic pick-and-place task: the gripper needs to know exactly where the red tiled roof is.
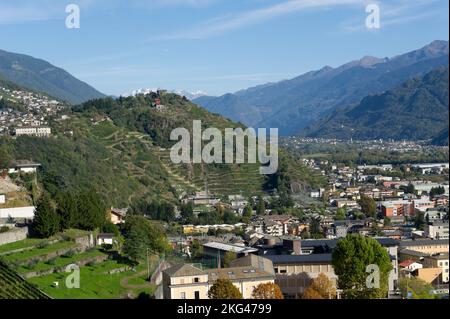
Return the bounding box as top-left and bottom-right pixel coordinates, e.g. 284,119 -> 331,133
399,259 -> 416,268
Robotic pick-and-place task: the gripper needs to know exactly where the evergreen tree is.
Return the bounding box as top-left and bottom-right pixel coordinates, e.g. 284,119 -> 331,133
76,191 -> 106,230
335,207 -> 346,220
33,195 -> 60,238
243,203 -> 252,216
180,202 -> 194,222
56,191 -> 77,229
257,196 -> 266,215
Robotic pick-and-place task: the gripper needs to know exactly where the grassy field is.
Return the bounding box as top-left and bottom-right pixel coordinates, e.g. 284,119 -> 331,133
2,241 -> 78,263
28,259 -> 156,299
1,235 -> 159,299
0,238 -> 46,254
17,249 -> 106,275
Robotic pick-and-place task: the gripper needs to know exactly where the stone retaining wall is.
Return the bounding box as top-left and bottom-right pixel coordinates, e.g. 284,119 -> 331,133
0,226 -> 29,246
23,254 -> 108,279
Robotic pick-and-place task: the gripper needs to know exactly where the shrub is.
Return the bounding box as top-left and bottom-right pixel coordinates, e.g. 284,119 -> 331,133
0,226 -> 10,233
8,260 -> 20,271
86,247 -> 97,253
25,259 -> 39,269
62,249 -> 76,258
36,241 -> 49,249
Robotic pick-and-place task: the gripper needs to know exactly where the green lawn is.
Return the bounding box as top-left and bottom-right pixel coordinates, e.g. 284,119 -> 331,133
28,260 -> 156,299
0,238 -> 45,254
0,229 -> 89,255
2,241 -> 78,263
17,249 -> 106,274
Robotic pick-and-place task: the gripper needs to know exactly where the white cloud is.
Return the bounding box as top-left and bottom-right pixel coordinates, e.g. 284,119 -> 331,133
341,0 -> 446,31
0,0 -> 216,24
0,0 -> 97,24
151,0 -> 364,40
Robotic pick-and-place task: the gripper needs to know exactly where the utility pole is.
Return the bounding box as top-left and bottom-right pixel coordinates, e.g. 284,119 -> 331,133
146,248 -> 150,280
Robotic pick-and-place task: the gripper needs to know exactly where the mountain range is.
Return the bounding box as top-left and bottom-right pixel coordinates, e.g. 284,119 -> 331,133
300,67 -> 449,144
194,40 -> 449,136
0,49 -> 105,104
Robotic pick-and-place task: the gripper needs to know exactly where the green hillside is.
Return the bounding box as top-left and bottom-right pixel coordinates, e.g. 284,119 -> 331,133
1,92 -> 323,207
0,49 -> 105,104
302,67 -> 449,143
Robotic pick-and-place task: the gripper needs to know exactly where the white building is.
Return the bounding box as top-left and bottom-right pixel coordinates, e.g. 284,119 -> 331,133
425,221 -> 449,240
0,206 -> 35,219
15,126 -> 51,137
8,161 -> 41,174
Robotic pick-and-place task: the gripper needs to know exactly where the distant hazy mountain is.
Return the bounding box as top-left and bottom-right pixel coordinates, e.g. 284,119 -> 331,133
0,49 -> 105,104
128,88 -> 207,100
194,40 -> 449,135
301,67 -> 449,144
172,90 -> 207,100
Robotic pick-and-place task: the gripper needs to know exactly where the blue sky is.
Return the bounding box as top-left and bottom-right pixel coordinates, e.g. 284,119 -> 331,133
0,0 -> 448,96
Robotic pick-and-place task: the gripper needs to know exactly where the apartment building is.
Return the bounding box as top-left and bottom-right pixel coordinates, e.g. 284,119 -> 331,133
399,239 -> 449,255
266,253 -> 338,299
423,253 -> 449,283
162,255 -> 275,299
424,221 -> 449,240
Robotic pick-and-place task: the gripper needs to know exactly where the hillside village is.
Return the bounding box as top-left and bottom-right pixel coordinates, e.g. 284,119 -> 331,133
0,84 -> 64,136
1,114 -> 448,299
0,41 -> 448,301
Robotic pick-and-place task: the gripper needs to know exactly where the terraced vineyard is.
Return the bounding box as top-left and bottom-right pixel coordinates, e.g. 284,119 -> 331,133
2,92 -> 323,208
0,259 -> 49,299
154,148 -> 266,196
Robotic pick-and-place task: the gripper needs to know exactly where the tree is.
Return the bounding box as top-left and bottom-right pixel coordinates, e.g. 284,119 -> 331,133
331,234 -> 392,299
208,279 -> 243,299
33,195 -> 60,238
358,196 -> 377,218
56,191 -> 77,229
415,211 -> 426,230
101,221 -> 120,236
243,204 -> 253,218
302,287 -> 323,299
75,191 -> 107,230
430,186 -> 445,198
223,209 -> 239,224
302,273 -> 337,299
223,251 -> 237,268
123,215 -> 168,263
399,277 -> 436,299
252,283 -> 284,299
190,239 -> 203,260
257,196 -> 265,215
180,202 -> 194,222
402,183 -> 415,195
335,207 -> 346,220
309,217 -> 323,239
